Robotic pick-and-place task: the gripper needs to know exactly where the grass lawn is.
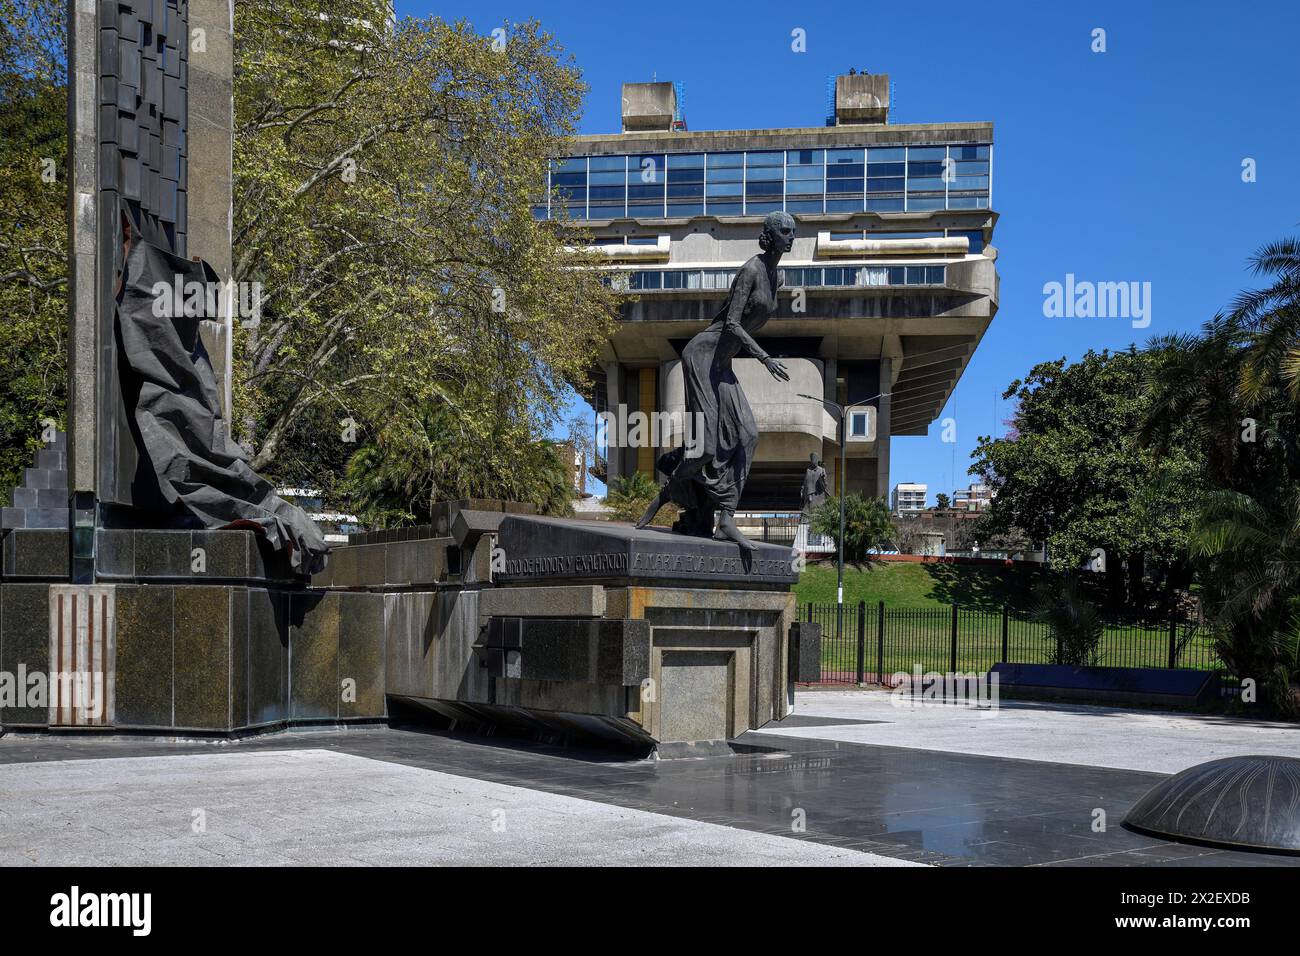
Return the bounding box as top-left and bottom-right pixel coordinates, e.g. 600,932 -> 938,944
795,560 -> 1221,676
793,559 -> 1048,612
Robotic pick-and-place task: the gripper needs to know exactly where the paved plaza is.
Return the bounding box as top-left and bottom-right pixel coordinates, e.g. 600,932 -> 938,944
2,690 -> 1298,867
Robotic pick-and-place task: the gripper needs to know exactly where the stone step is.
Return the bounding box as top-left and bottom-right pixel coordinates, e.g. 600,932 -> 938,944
36,448 -> 65,470
1,507 -> 25,528
14,507 -> 70,529
13,487 -> 68,509
23,468 -> 68,490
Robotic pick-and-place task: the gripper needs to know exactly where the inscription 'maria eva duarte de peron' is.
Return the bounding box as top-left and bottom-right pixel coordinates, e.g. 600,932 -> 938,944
503,553 -> 629,576
494,515 -> 799,586
501,549 -> 793,580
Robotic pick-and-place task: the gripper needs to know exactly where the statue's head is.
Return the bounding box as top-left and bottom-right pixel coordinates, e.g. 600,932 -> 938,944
809,452 -> 820,467
758,211 -> 796,254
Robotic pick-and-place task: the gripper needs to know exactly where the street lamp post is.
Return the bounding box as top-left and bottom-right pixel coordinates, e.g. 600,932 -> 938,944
797,392 -> 889,655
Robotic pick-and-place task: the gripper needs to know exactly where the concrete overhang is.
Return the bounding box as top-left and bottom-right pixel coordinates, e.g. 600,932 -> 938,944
816,232 -> 969,258
565,234 -> 671,262
660,357 -> 838,459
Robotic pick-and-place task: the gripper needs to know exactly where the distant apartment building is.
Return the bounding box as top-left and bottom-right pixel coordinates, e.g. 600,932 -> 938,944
953,483 -> 993,512
542,72 -> 999,512
892,482 -> 927,515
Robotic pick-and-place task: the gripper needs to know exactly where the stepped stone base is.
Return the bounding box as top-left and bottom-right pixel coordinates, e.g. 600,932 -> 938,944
1,505 -> 806,750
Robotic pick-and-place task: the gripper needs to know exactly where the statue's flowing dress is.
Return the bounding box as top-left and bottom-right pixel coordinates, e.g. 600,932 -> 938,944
661,257 -> 778,514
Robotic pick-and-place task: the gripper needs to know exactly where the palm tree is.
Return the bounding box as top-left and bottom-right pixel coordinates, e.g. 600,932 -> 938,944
1141,234 -> 1300,713
810,494 -> 895,563
1031,575 -> 1103,666
605,472 -> 672,525
1189,489 -> 1300,716
1233,237 -> 1300,404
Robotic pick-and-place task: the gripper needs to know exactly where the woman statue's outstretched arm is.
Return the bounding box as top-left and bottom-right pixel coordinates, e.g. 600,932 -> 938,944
724,263 -> 789,381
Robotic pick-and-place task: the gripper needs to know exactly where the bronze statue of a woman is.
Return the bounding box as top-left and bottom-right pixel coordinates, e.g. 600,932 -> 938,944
637,211 -> 795,550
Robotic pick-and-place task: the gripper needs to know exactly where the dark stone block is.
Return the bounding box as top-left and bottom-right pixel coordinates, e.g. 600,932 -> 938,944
1,509 -> 25,529
4,530 -> 69,578
230,586 -> 248,728
790,621 -> 821,683
134,529 -> 190,577
122,152 -> 141,199
339,592 -> 385,718
191,530 -> 250,579
35,449 -> 64,470
289,591 -> 338,719
356,544 -> 385,587
173,585 -> 231,729
247,588 -> 288,725
247,534 -> 299,584
119,117 -> 140,154
384,541 -> 414,586
95,529 -> 135,577
114,584 -> 174,728
483,618 -> 650,685
99,26 -> 119,76
20,509 -> 69,530
0,584 -> 51,725
15,487 -> 65,509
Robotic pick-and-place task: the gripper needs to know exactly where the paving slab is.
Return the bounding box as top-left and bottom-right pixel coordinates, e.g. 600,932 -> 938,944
0,748 -> 910,867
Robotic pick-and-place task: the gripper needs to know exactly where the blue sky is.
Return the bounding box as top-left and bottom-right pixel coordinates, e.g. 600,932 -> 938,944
403,0 -> 1300,503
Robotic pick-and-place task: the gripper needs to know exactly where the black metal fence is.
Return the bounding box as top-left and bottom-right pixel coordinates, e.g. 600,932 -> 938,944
800,601 -> 1221,685
748,517 -> 801,546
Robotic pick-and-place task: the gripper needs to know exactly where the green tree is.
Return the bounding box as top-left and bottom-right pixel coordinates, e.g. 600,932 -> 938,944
0,0 -> 66,495
934,492 -> 950,510
604,471 -> 674,526
810,494 -> 894,563
971,348 -> 1202,612
1031,574 -> 1104,666
231,4 -> 619,507
343,402 -> 576,525
1143,236 -> 1300,714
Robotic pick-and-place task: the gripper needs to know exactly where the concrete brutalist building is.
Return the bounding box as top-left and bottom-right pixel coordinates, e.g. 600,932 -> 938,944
541,74 -> 999,511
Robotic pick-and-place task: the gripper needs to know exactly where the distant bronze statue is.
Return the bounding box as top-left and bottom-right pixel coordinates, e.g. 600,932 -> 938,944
637,211 -> 795,550
800,452 -> 828,520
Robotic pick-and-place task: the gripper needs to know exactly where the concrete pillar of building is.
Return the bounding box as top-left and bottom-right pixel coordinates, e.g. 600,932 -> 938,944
876,356 -> 892,500
603,362 -> 623,488
823,357 -> 839,493
636,367 -> 657,477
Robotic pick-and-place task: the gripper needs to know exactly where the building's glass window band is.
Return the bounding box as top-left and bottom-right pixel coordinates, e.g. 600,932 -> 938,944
539,144 -> 991,220
609,264 -> 945,292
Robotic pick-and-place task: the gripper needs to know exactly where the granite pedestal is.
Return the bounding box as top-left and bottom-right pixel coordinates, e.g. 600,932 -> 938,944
1,504 -> 807,752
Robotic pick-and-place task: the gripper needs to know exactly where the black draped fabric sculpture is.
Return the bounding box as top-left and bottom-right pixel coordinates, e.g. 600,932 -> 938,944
637,211 -> 795,550
115,224 -> 329,574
